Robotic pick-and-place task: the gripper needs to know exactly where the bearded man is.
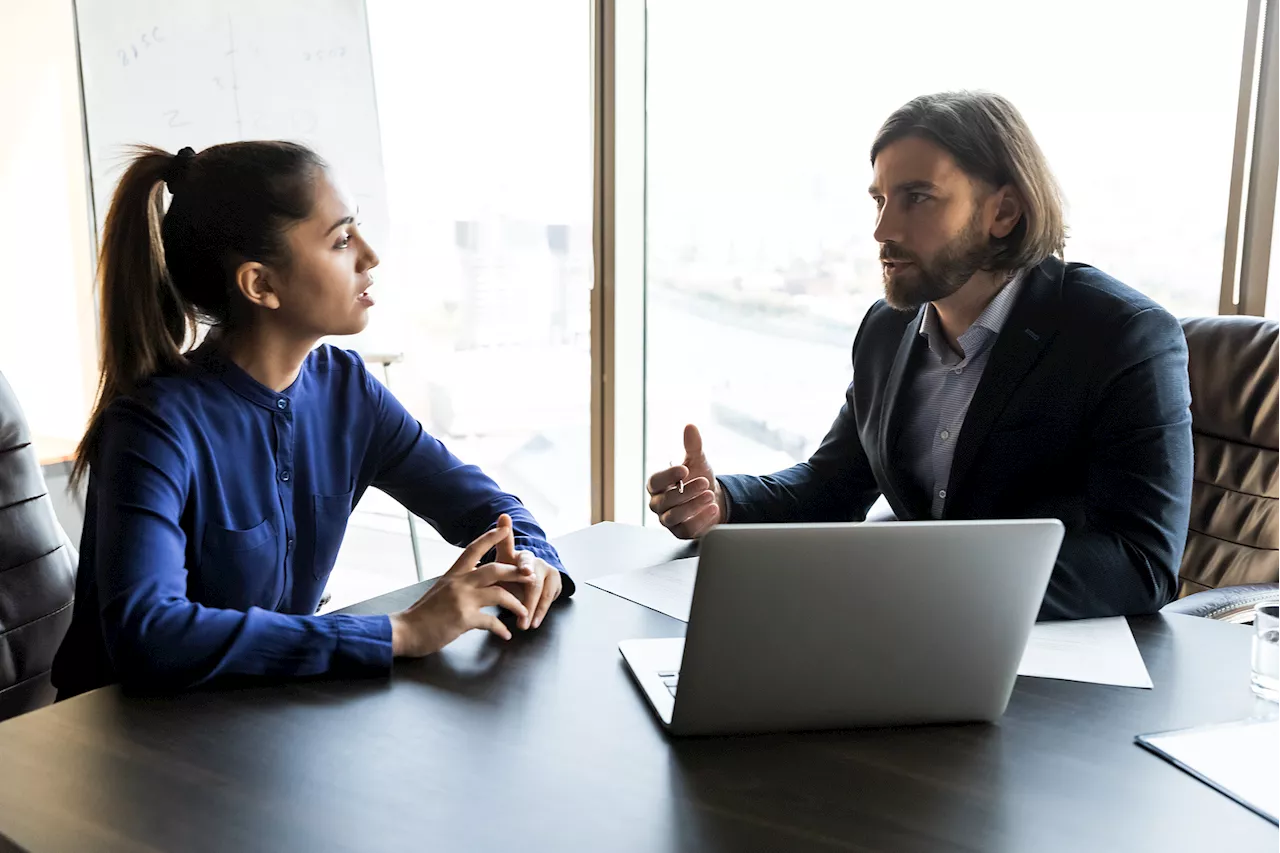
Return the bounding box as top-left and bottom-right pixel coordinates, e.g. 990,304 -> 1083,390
647,90 -> 1194,621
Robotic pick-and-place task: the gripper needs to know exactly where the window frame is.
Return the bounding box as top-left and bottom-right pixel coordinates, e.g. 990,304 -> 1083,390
1220,0 -> 1278,316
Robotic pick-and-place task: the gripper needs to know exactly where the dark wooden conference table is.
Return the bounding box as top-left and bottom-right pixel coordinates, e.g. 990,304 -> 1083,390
0,522 -> 1275,852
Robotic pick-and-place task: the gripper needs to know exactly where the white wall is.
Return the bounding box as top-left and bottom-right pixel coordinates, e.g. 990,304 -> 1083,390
0,0 -> 97,442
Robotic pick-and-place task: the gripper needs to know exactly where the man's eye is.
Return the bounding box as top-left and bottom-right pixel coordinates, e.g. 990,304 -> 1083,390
909,193 -> 930,204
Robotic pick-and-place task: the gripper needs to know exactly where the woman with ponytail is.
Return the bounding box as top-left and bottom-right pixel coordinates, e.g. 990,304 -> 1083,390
52,143 -> 572,698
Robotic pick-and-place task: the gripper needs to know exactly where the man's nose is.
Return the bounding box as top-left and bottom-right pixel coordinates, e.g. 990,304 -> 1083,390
874,205 -> 903,246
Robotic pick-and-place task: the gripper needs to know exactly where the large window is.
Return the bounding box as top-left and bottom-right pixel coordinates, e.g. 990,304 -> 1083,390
325,1 -> 593,607
2,0 -> 1272,608
644,0 -> 1251,493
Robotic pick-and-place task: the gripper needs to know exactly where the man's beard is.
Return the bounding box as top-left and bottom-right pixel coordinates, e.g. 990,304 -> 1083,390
881,210 -> 994,313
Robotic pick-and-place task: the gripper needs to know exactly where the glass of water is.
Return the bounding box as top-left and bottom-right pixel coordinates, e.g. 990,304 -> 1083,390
1252,603 -> 1279,702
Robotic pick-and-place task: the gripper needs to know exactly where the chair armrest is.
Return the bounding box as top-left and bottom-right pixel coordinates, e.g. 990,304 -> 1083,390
1162,584 -> 1279,624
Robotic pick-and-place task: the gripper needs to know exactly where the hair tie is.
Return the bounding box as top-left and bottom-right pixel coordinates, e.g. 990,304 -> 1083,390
164,146 -> 196,193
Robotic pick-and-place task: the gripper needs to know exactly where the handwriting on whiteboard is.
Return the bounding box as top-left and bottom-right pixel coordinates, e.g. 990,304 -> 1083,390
303,47 -> 347,62
117,26 -> 164,67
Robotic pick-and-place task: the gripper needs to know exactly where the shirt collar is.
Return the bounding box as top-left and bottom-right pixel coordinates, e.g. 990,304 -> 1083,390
971,268 -> 1025,336
189,339 -> 307,412
917,269 -> 1026,363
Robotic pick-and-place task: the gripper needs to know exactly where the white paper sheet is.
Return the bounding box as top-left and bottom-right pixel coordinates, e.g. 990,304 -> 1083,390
1138,718 -> 1279,823
588,557 -> 699,622
587,558 -> 1154,688
1017,615 -> 1153,688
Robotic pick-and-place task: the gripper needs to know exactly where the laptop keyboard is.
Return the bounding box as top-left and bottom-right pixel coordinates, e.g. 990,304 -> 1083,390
659,670 -> 679,697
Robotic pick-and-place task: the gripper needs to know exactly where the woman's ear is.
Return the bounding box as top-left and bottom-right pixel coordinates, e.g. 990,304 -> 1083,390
233,261 -> 281,311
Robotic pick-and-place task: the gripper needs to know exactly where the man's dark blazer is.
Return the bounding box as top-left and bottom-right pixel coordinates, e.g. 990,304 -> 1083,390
718,256 -> 1194,620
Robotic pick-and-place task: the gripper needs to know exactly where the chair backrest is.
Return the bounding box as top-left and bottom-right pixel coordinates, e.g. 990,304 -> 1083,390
1177,316 -> 1279,597
0,371 -> 77,720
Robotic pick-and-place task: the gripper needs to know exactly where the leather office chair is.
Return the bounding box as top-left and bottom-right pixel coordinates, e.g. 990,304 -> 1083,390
1162,316 -> 1279,623
0,370 -> 77,720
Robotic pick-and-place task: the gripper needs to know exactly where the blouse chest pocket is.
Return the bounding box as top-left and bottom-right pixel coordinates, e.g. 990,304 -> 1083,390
198,518 -> 280,610
311,487 -> 355,580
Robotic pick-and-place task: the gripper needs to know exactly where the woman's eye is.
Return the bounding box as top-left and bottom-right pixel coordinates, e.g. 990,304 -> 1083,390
335,233 -> 351,249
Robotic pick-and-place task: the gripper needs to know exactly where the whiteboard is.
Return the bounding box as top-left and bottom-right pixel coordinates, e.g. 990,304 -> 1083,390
73,0 -> 388,245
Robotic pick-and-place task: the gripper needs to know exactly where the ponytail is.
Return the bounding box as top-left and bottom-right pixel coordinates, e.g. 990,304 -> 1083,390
71,140 -> 325,487
72,146 -> 195,488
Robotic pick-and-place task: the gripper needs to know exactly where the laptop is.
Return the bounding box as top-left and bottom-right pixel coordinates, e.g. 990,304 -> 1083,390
619,519 -> 1064,736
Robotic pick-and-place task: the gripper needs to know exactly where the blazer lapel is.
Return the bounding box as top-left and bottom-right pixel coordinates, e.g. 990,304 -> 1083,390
946,257 -> 1064,500
877,309 -> 928,518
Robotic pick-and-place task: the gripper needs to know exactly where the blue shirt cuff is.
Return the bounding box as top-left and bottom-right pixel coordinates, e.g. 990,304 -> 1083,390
332,614 -> 394,672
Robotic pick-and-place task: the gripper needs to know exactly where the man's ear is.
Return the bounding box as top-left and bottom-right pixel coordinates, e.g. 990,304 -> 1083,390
233,261 -> 281,311
989,185 -> 1024,239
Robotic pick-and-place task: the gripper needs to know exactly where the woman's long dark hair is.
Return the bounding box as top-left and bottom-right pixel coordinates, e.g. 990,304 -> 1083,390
72,141 -> 326,487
